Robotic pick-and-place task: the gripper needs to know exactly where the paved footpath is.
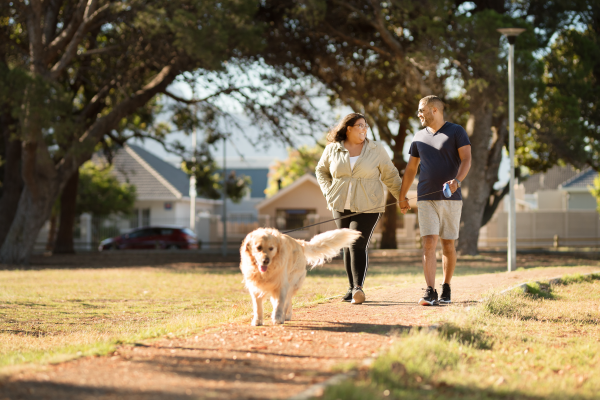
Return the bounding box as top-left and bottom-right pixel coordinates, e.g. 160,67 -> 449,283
2,266 -> 599,400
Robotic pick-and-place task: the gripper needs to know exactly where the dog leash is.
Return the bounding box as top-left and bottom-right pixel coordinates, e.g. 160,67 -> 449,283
282,188 -> 446,234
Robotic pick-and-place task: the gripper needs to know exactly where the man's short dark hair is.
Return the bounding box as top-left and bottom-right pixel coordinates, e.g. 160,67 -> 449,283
420,95 -> 445,112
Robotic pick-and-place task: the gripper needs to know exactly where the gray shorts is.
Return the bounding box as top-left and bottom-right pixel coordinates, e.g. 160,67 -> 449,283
418,200 -> 462,240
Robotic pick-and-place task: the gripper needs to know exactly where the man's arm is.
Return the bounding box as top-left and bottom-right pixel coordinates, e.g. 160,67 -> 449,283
399,156 -> 420,214
446,145 -> 472,193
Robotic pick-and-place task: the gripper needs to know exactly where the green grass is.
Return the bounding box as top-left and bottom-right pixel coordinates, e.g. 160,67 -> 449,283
320,273 -> 600,400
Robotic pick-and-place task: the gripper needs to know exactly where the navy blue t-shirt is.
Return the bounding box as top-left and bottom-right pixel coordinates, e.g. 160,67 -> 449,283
408,122 -> 471,201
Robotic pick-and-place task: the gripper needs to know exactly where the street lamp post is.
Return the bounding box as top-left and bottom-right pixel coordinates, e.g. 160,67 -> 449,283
497,28 -> 525,272
222,136 -> 227,257
189,114 -> 197,232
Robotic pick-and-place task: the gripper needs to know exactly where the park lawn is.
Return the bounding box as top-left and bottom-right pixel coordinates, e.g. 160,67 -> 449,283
0,263 -> 426,371
0,256 -> 580,373
323,273 -> 600,400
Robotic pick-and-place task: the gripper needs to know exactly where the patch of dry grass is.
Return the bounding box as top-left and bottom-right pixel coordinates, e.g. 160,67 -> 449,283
0,263 -> 424,370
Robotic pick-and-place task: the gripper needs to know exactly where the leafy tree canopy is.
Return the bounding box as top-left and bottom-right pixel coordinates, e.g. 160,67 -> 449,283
77,161 -> 136,217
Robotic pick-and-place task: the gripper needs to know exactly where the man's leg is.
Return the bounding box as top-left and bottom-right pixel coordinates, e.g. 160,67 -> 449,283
441,239 -> 456,284
422,235 -> 439,288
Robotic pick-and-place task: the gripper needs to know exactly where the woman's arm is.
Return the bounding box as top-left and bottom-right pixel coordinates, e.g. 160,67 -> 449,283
315,146 -> 333,195
378,146 -> 403,200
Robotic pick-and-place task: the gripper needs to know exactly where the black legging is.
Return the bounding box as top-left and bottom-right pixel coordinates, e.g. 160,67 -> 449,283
333,210 -> 382,288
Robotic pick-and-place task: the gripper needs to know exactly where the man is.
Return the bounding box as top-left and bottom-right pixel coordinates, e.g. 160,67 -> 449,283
398,95 -> 472,306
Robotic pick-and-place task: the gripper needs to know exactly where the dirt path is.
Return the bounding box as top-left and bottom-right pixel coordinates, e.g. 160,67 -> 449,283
2,265 -> 598,400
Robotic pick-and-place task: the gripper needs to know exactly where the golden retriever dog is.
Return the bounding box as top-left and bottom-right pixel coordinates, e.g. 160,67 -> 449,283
240,228 -> 360,326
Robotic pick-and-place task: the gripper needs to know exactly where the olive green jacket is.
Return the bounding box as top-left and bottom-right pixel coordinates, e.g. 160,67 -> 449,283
315,140 -> 402,213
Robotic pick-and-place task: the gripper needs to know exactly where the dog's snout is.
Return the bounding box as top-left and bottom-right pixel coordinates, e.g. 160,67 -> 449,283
264,258 -> 270,264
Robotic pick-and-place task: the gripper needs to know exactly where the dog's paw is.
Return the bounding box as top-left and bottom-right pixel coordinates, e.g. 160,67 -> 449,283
272,317 -> 285,325
251,318 -> 263,326
285,312 -> 293,321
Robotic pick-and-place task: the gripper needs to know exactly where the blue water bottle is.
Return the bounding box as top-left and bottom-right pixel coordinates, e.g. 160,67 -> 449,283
443,183 -> 452,198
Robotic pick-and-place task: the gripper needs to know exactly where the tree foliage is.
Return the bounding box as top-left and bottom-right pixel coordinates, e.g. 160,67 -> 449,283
77,161 -> 136,217
517,1 -> 600,171
180,145 -> 252,203
592,175 -> 600,215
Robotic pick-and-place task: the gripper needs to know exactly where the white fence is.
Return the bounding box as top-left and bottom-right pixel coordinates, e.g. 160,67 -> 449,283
33,210 -> 600,254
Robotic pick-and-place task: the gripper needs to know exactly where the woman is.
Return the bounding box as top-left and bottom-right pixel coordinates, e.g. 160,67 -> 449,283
315,113 -> 403,304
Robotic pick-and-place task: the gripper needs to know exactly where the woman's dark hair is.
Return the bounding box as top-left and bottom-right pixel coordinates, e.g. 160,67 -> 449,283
326,113 -> 366,143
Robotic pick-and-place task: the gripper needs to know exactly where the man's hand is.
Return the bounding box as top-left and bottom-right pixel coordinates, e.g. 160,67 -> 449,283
398,197 -> 411,214
445,179 -> 459,194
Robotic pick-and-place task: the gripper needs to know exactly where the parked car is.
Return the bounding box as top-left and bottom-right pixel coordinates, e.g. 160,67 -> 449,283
98,226 -> 198,251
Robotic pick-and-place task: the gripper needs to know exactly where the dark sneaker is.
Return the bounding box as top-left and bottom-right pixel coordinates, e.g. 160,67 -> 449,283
342,287 -> 353,302
351,287 -> 365,304
418,286 -> 438,306
439,283 -> 451,304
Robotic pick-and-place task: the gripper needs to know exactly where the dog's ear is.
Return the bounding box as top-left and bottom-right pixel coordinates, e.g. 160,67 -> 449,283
240,232 -> 257,268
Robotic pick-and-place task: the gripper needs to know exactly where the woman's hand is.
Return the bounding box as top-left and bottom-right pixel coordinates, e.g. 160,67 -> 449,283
399,197 -> 411,214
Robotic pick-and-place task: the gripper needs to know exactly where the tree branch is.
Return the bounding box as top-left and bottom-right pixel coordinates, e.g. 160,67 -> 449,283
27,0 -> 45,74
45,0 -> 88,64
367,0 -> 405,60
59,58 -> 181,179
322,22 -> 392,58
42,0 -> 62,45
163,86 -> 253,104
50,1 -> 110,79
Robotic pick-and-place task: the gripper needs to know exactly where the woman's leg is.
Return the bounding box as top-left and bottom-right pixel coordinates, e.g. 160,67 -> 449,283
347,213 -> 382,288
333,210 -> 353,288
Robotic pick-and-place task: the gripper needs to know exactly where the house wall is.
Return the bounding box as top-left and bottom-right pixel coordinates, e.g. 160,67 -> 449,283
568,192 -> 597,210
536,190 -> 566,210
257,179 -> 330,221
135,199 -> 215,227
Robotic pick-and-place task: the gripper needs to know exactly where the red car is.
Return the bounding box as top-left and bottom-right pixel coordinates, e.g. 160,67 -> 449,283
98,226 -> 198,251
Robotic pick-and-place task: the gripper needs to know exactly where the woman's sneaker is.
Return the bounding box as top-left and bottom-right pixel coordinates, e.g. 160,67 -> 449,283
351,287 -> 365,304
342,287 -> 353,302
418,286 -> 438,306
439,283 -> 451,304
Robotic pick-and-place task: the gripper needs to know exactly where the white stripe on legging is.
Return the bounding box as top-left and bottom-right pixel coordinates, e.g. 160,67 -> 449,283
360,212 -> 382,287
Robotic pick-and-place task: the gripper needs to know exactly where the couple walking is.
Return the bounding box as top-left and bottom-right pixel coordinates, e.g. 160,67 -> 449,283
315,95 -> 472,305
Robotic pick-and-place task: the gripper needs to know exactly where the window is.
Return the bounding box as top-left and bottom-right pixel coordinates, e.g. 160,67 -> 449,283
130,208 -> 151,228
128,228 -> 154,238
276,209 -> 316,230
182,228 -> 196,237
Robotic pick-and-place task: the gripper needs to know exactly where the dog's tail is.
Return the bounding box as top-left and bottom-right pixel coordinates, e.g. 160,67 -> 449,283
302,228 -> 361,269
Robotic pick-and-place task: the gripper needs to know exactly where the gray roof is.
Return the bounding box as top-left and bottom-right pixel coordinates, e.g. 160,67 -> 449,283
127,144 -> 190,196
99,145 -> 269,201
561,168 -> 598,189
521,165 -> 581,194
107,145 -> 184,200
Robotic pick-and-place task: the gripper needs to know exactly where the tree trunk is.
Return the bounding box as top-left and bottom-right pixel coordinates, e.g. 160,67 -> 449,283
46,211 -> 58,252
0,184 -> 60,264
378,116 -> 409,249
53,170 -> 79,254
457,96 -> 494,255
380,190 -> 397,249
0,114 -> 24,248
